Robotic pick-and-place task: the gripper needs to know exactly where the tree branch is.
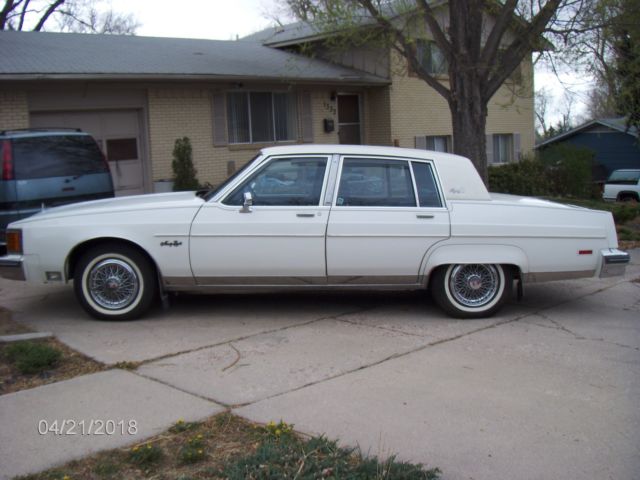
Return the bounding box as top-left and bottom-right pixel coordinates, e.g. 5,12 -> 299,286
478,0 -> 518,76
32,0 -> 65,31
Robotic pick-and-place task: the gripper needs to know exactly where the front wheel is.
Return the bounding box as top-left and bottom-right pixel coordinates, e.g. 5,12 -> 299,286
431,264 -> 511,319
74,244 -> 157,321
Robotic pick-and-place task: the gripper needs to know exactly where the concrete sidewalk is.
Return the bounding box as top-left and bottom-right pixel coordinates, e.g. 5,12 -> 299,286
1,250 -> 638,479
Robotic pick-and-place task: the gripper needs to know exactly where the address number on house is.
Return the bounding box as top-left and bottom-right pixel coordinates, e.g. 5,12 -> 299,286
37,419 -> 138,436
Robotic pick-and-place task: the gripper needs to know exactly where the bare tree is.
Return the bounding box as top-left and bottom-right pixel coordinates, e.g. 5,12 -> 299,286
283,0 -> 595,183
1,0 -> 139,34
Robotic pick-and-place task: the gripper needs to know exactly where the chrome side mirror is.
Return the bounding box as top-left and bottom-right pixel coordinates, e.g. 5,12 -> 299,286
240,191 -> 253,213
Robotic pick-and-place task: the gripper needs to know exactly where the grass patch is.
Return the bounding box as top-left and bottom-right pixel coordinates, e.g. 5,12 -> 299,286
0,337 -> 104,395
16,413 -> 441,480
5,341 -> 62,374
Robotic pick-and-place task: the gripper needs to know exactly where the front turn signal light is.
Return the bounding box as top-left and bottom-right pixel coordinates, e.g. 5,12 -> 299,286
6,229 -> 22,255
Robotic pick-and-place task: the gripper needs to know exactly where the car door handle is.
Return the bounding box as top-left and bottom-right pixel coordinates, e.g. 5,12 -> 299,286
296,213 -> 316,218
416,214 -> 434,219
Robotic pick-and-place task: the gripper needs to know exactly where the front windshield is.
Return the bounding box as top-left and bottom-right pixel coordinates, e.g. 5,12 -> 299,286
203,154 -> 261,201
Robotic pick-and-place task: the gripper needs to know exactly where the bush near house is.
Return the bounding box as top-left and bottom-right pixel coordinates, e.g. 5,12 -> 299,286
489,144 -> 594,199
172,137 -> 200,191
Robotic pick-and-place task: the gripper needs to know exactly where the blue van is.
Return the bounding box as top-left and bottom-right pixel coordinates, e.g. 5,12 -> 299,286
0,129 -> 114,249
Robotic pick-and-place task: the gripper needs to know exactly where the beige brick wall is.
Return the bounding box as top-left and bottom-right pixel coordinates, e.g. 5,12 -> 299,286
147,86 -> 343,187
386,53 -> 535,155
0,90 -> 29,131
364,86 -> 392,146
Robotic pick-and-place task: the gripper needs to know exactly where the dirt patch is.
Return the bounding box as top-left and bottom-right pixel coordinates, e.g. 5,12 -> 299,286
0,308 -> 32,335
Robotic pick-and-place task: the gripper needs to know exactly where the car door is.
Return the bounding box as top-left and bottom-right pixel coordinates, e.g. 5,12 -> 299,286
326,156 -> 450,284
190,155 -> 331,285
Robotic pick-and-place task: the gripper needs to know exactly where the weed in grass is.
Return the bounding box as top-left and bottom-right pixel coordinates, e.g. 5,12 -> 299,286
5,341 -> 62,375
177,434 -> 207,465
262,420 -> 295,440
169,418 -> 201,434
127,443 -> 163,466
93,460 -> 120,477
221,432 -> 440,479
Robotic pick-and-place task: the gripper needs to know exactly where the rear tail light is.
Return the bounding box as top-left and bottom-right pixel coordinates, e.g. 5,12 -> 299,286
2,140 -> 13,180
6,229 -> 22,255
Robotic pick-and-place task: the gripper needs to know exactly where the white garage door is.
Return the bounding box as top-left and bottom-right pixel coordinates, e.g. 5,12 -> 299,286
30,110 -> 146,196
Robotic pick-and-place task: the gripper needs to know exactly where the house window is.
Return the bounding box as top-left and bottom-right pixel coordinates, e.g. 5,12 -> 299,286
417,40 -> 448,76
226,92 -> 298,144
426,135 -> 451,152
492,134 -> 514,164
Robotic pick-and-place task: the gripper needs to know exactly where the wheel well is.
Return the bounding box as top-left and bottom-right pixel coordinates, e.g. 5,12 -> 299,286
617,191 -> 639,201
426,263 -> 521,289
66,238 -> 158,281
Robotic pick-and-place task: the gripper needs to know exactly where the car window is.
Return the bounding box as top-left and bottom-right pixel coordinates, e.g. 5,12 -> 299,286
411,162 -> 442,207
224,157 -> 328,206
607,170 -> 640,184
12,135 -> 108,180
336,158 -> 416,207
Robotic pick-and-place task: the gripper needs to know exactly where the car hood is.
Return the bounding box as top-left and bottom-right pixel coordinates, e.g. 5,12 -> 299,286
13,191 -> 205,224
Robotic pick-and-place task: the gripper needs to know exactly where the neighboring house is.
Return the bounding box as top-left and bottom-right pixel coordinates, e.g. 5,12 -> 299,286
536,118 -> 640,181
0,20 -> 534,196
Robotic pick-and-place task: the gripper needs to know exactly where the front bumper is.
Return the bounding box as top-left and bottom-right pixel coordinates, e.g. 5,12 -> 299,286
0,255 -> 25,281
600,249 -> 631,278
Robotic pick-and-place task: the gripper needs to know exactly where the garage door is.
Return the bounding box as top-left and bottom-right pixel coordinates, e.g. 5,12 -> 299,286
30,110 -> 146,196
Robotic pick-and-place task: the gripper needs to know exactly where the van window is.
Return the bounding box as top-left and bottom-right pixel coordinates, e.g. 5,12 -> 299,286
12,135 -> 108,180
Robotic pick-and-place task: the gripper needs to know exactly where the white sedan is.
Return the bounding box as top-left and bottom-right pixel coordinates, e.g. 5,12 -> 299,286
0,145 -> 630,320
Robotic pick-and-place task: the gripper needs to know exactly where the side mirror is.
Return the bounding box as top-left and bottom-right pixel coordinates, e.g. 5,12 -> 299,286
240,191 -> 253,213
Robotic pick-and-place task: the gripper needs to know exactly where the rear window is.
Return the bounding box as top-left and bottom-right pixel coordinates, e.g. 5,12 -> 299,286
12,135 -> 108,180
607,170 -> 640,184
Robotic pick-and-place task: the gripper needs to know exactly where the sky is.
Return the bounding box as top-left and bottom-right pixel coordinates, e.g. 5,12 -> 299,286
106,0 -> 588,126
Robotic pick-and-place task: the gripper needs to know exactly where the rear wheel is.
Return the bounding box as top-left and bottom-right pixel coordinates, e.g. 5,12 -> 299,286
431,264 -> 511,318
73,243 -> 156,321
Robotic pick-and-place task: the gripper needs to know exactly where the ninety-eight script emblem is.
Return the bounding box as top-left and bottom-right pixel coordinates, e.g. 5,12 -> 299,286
160,240 -> 183,247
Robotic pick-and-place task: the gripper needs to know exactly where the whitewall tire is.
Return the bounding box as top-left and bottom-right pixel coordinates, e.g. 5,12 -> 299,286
431,264 -> 511,318
74,244 -> 156,321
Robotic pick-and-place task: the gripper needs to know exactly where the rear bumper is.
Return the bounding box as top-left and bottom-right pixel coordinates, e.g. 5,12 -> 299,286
0,255 -> 25,281
600,249 -> 630,278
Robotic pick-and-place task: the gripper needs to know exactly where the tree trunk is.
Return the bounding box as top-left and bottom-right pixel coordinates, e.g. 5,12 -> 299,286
449,73 -> 489,185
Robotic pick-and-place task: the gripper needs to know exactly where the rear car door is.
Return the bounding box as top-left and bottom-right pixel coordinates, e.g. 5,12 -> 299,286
326,156 -> 450,284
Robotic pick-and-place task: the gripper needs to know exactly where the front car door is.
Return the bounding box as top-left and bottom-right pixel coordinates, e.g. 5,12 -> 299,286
189,155 -> 330,286
326,156 -> 450,285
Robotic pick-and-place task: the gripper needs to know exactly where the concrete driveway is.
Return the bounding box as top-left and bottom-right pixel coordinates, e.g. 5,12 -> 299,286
1,252 -> 639,480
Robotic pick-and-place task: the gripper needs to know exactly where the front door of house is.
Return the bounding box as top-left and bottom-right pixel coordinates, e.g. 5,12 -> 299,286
337,94 -> 361,145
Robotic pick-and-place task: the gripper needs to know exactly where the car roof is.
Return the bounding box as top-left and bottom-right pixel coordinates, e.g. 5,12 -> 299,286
260,144 -> 492,201
0,129 -> 90,139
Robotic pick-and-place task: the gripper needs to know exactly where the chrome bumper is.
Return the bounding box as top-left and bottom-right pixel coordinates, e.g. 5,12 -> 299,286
600,249 -> 631,278
0,256 -> 25,281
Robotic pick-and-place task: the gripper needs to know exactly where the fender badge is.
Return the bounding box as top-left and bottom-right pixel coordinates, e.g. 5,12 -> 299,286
160,240 -> 183,247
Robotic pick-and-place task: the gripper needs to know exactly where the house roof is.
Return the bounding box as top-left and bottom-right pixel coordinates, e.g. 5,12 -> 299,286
536,117 -> 639,148
0,31 -> 389,85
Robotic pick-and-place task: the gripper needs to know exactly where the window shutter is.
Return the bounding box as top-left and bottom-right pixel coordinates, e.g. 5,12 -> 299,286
513,133 -> 521,161
485,134 -> 494,164
415,136 -> 427,149
212,93 -> 227,146
446,135 -> 453,153
300,92 -> 313,143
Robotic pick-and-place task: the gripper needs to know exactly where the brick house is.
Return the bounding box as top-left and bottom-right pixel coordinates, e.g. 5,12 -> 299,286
0,24 -> 534,196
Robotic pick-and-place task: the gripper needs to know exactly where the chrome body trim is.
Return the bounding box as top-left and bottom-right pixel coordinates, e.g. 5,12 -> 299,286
524,270 -> 596,282
0,256 -> 26,281
163,275 -> 421,290
600,248 -> 630,278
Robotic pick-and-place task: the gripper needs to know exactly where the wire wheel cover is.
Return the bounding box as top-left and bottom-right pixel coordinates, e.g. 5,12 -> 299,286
448,264 -> 500,308
88,258 -> 140,310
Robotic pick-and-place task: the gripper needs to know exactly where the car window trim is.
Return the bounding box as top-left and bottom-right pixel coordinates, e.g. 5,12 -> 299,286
410,160 -> 444,208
